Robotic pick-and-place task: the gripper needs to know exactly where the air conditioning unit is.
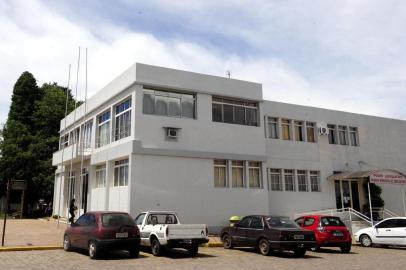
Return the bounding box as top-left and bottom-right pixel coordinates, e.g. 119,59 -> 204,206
164,127 -> 181,140
318,126 -> 328,136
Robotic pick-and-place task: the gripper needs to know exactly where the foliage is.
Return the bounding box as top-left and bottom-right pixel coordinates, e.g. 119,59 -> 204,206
363,182 -> 385,208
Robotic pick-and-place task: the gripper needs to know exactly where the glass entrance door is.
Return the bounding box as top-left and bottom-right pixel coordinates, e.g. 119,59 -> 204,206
334,180 -> 360,211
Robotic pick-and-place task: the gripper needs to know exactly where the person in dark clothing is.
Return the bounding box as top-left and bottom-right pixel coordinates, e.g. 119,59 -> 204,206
69,199 -> 77,223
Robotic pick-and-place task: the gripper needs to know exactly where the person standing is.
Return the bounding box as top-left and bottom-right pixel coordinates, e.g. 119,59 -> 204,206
69,199 -> 77,223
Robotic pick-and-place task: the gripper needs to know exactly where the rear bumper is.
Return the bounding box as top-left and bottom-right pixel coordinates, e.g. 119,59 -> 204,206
167,238 -> 209,248
269,240 -> 317,250
96,238 -> 140,251
318,240 -> 352,247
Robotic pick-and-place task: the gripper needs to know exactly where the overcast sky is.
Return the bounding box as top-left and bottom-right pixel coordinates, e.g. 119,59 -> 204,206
1,0 -> 406,125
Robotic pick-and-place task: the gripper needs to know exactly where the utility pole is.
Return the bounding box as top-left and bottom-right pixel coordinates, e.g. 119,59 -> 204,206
2,180 -> 10,246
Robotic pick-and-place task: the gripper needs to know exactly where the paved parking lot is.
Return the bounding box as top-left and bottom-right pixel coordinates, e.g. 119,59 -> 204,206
0,245 -> 405,270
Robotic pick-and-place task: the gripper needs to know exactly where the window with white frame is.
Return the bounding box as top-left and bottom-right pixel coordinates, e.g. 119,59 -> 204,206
267,117 -> 279,139
284,169 -> 295,191
269,169 -> 282,191
95,164 -> 106,188
69,128 -> 80,145
310,171 -> 321,192
232,161 -> 245,188
349,127 -> 359,146
143,88 -> 195,118
212,97 -> 258,126
97,110 -> 111,148
281,119 -> 291,140
115,99 -> 132,141
297,170 -> 308,192
214,160 -> 227,187
60,134 -> 69,149
114,159 -> 129,186
306,122 -> 316,143
81,120 -> 93,149
249,162 -> 261,188
328,124 -> 337,144
294,121 -> 304,141
68,171 -> 76,201
338,125 -> 348,145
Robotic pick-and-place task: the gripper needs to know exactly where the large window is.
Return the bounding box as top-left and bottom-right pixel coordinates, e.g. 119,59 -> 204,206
349,127 -> 359,146
310,171 -> 320,192
249,162 -> 261,188
328,124 -> 337,144
81,121 -> 93,149
269,169 -> 282,191
284,169 -> 295,191
214,160 -> 227,187
97,110 -> 111,148
306,122 -> 316,143
114,159 -> 129,187
232,161 -> 245,188
143,89 -> 195,118
69,128 -> 80,145
267,117 -> 279,139
338,125 -> 348,145
115,99 -> 132,141
212,97 -> 258,126
294,121 -> 304,141
60,134 -> 69,149
68,170 -> 75,202
95,164 -> 106,188
281,119 -> 291,140
297,170 -> 308,192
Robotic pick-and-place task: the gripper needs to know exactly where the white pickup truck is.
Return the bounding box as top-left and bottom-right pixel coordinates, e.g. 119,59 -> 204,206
134,211 -> 209,256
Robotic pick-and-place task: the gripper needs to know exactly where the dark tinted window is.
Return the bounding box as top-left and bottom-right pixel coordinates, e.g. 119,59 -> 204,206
250,217 -> 263,229
223,105 -> 234,123
266,217 -> 299,228
102,213 -> 135,227
212,103 -> 222,122
320,217 -> 345,227
376,219 -> 397,229
396,219 -> 406,228
75,214 -> 88,226
86,214 -> 96,226
238,217 -> 252,228
304,218 -> 315,227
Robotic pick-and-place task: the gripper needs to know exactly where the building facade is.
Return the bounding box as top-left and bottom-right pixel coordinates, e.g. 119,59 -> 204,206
52,63 -> 406,232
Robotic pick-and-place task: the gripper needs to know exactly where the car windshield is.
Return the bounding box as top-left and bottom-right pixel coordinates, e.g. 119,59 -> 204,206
147,213 -> 178,225
266,217 -> 299,228
320,217 -> 345,227
102,213 -> 135,227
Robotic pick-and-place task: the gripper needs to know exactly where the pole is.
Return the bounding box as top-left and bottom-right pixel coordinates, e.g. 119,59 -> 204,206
402,186 -> 406,217
79,48 -> 88,214
2,180 -> 11,246
367,181 -> 373,225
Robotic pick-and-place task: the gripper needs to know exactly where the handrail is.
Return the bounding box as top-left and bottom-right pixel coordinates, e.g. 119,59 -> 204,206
294,207 -> 372,224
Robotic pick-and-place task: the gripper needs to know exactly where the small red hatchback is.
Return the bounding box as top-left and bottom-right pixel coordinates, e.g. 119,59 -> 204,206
295,215 -> 352,253
63,211 -> 140,259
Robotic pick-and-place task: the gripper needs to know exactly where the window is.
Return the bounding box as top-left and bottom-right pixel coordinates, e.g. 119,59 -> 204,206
320,217 -> 345,227
81,121 -> 93,149
143,89 -> 195,118
114,99 -> 132,141
375,219 -> 397,229
75,214 -> 87,226
249,162 -> 261,188
68,171 -> 75,201
284,169 -> 295,191
95,164 -> 106,188
102,213 -> 135,227
266,217 -> 299,228
310,171 -> 320,192
232,161 -> 245,188
306,122 -> 316,143
328,124 -> 337,144
146,213 -> 178,225
267,117 -> 279,139
214,160 -> 227,187
250,217 -> 264,229
86,214 -> 96,226
294,121 -> 304,141
60,134 -> 69,149
69,128 -> 80,145
269,169 -> 283,191
304,218 -> 315,227
114,159 -> 129,186
212,97 -> 258,126
396,219 -> 406,227
281,119 -> 291,140
349,127 -> 359,146
338,125 -> 348,145
297,170 -> 308,192
135,213 -> 146,225
238,217 -> 252,228
97,110 -> 111,147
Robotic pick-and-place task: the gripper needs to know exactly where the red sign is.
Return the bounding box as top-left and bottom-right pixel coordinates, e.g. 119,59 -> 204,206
370,171 -> 406,185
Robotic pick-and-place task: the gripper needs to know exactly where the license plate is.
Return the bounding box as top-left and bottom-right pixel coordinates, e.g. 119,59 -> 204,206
294,235 -> 305,240
115,232 -> 128,238
333,231 -> 343,237
182,239 -> 192,244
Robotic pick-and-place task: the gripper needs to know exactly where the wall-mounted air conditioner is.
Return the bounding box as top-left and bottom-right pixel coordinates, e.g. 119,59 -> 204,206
318,126 -> 328,136
163,127 -> 181,140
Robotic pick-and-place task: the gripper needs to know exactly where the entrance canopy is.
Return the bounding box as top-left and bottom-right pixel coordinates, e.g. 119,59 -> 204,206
328,169 -> 406,185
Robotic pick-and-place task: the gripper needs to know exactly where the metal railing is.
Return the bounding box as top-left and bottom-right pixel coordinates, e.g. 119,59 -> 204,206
294,207 -> 372,224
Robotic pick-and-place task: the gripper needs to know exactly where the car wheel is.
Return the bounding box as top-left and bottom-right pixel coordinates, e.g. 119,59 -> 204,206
63,235 -> 72,252
151,238 -> 162,256
340,245 -> 351,253
360,234 -> 373,247
128,246 -> 140,258
258,238 -> 271,256
222,234 -> 233,249
294,247 -> 306,257
88,241 -> 100,259
187,245 -> 199,257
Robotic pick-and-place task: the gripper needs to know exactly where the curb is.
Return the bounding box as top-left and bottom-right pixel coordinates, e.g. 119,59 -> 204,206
0,245 -> 63,252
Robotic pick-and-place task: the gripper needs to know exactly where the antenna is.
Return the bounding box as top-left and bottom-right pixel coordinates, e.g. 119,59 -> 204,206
226,70 -> 231,78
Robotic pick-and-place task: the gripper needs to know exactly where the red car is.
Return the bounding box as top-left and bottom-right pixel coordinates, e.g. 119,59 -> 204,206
295,215 -> 352,253
63,211 -> 141,259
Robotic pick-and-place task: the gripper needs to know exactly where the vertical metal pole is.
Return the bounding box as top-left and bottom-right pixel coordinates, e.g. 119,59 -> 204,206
367,181 -> 373,225
2,180 -> 10,246
402,186 -> 406,217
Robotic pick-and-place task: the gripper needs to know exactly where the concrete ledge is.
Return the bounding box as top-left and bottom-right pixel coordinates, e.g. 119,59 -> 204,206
0,245 -> 63,252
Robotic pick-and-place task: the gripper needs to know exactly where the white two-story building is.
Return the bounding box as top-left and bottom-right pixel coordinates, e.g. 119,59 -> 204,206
52,63 -> 406,232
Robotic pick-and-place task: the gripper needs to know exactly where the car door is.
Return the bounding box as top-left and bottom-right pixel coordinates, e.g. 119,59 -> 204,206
140,213 -> 157,246
392,219 -> 406,246
232,216 -> 252,246
245,216 -> 264,246
79,213 -> 97,249
70,214 -> 88,248
373,219 -> 398,245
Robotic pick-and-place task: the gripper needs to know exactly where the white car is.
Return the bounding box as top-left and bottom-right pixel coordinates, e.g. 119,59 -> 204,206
354,217 -> 406,247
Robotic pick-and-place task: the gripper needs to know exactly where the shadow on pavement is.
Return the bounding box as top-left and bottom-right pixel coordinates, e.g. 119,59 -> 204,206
234,247 -> 322,259
140,246 -> 217,259
311,248 -> 358,255
70,248 -> 149,260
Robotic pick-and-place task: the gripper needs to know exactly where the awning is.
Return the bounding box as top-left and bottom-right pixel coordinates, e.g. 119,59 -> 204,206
328,169 -> 406,185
